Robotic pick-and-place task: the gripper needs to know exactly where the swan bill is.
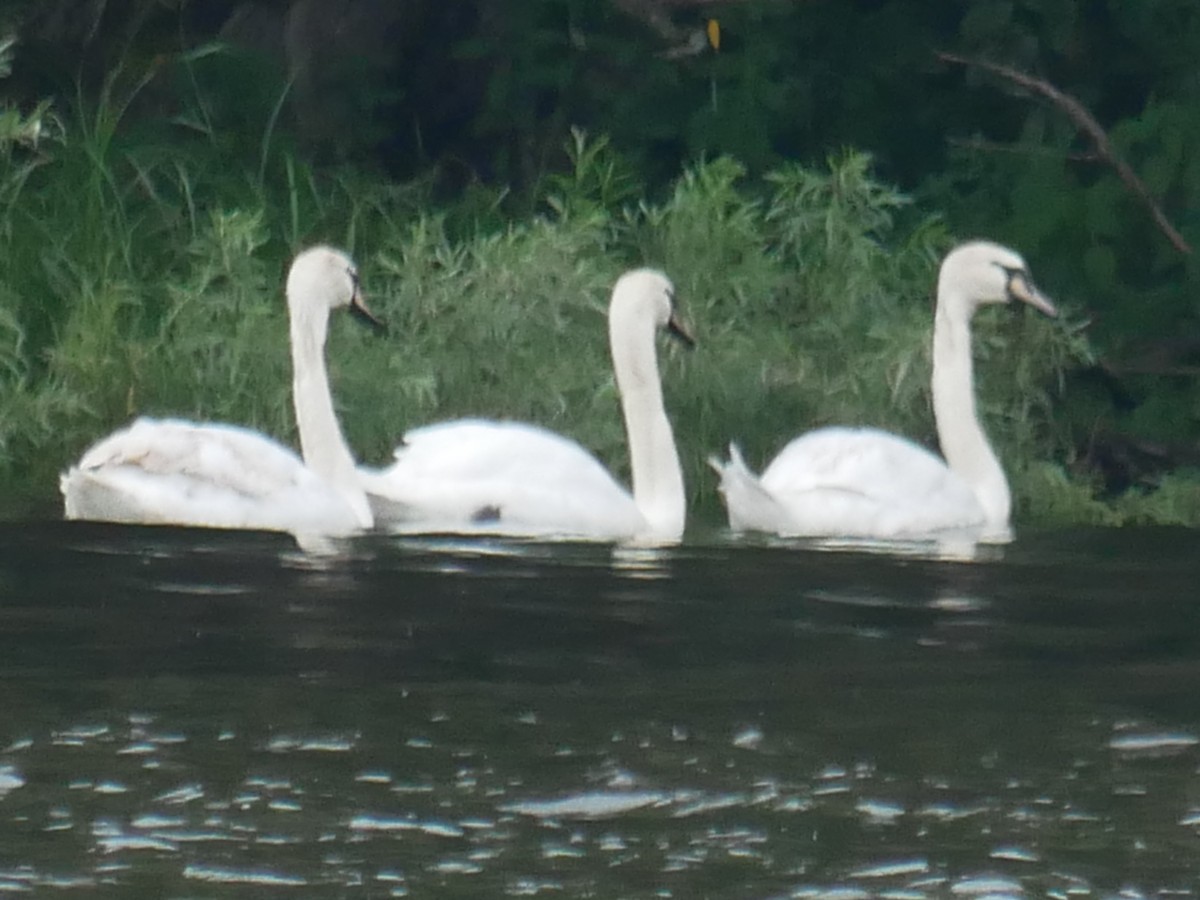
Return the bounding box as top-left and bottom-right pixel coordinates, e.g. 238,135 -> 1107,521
350,289 -> 388,333
1006,270 -> 1057,318
667,310 -> 696,347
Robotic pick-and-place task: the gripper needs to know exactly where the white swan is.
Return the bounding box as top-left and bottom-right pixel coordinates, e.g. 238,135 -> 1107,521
710,241 -> 1058,541
60,245 -> 382,536
358,268 -> 692,541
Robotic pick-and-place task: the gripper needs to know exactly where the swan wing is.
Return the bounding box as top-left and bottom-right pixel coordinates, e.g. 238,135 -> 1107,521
748,426 -> 986,538
61,417 -> 362,535
360,419 -> 646,538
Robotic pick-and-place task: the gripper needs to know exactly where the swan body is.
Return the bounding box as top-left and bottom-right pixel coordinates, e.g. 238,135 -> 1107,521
711,241 -> 1057,541
359,419 -> 648,539
62,418 -> 366,534
715,429 -> 989,539
61,245 -> 381,537
360,269 -> 692,541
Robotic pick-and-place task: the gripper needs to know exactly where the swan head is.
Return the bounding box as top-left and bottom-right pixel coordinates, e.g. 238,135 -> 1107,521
610,268 -> 694,346
939,241 -> 1057,319
286,245 -> 385,331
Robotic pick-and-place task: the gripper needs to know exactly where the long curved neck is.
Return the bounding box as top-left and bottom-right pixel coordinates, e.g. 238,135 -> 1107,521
289,303 -> 373,529
610,314 -> 685,540
931,289 -> 1010,529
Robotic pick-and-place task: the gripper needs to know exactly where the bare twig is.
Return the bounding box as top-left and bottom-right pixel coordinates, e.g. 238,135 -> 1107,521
937,50 -> 1192,256
947,136 -> 1102,163
610,0 -> 700,54
1100,335 -> 1200,377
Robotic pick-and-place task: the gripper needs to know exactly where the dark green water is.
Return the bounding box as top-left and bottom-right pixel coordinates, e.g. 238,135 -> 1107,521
0,522 -> 1198,897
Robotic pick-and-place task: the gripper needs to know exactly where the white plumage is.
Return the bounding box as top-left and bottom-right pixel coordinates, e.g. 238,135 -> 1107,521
711,241 -> 1058,542
60,245 -> 382,537
62,418 -> 365,534
359,419 -> 647,539
359,269 -> 692,542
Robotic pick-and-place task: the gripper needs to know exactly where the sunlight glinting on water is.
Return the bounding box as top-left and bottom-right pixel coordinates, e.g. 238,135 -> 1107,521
182,864 -> 308,886
266,734 -> 359,753
7,723 -> 1168,894
0,766 -> 24,798
500,790 -> 671,819
1107,730 -> 1200,756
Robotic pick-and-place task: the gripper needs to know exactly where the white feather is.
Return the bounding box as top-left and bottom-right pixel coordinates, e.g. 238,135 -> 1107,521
62,418 -> 364,534
360,419 -> 645,539
60,246 -> 376,537
360,269 -> 689,542
712,241 -> 1057,541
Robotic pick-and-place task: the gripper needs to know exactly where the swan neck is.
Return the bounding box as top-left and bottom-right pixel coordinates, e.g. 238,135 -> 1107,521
931,288 -> 1010,528
610,312 -> 685,539
289,302 -> 372,528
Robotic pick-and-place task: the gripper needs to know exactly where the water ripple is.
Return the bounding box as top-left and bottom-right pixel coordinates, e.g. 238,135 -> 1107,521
348,814 -> 465,837
1107,730 -> 1199,757
849,858 -> 930,879
0,766 -> 25,798
182,864 -> 307,886
154,783 -> 205,805
501,790 -> 671,819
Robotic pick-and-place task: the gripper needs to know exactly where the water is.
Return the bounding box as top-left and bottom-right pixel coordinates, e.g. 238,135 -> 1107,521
0,521 -> 1198,897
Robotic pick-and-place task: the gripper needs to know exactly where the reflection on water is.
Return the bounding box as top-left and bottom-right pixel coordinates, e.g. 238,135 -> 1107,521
0,521 -> 1198,896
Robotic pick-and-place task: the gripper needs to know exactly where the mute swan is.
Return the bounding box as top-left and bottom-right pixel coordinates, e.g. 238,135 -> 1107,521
710,241 -> 1058,541
60,245 -> 384,536
358,269 -> 693,541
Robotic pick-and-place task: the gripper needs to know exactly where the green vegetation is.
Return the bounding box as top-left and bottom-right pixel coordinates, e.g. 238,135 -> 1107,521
0,3 -> 1198,528
0,99 -> 1189,526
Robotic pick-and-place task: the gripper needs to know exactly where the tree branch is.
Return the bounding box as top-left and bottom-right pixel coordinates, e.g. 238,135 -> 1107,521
937,50 -> 1192,256
611,0 -> 810,58
947,136 -> 1102,163
610,0 -> 703,55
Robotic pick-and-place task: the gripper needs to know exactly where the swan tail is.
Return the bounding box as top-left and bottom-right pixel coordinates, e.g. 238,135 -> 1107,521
358,467 -> 418,525
706,441 -> 744,472
364,492 -> 424,527
709,443 -> 789,533
59,467 -> 159,524
59,468 -> 82,518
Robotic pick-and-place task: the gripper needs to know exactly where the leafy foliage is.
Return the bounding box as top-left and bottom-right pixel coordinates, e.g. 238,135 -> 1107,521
6,115 -> 1122,525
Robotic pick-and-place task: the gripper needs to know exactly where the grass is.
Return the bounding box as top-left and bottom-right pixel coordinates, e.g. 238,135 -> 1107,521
0,64 -> 1195,529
